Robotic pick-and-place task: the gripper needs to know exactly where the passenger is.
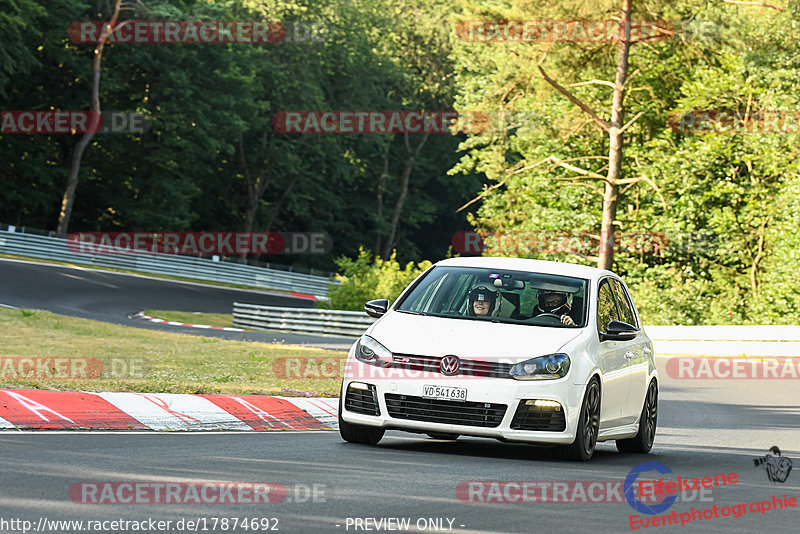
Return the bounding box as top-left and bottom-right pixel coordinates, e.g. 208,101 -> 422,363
532,290 -> 575,325
466,284 -> 499,317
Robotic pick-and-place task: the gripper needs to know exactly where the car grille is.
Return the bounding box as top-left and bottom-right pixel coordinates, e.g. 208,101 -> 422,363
344,384 -> 380,416
384,394 -> 507,428
391,353 -> 513,379
510,400 -> 566,431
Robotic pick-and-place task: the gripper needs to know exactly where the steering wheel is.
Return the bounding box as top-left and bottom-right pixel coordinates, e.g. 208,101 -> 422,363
533,312 -> 565,325
537,313 -> 563,320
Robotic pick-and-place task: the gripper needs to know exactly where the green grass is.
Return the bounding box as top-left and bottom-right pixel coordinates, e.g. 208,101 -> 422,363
143,309 -> 235,328
0,307 -> 344,396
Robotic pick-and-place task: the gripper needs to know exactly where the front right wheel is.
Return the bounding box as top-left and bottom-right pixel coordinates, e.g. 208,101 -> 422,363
616,379 -> 658,454
338,394 -> 385,445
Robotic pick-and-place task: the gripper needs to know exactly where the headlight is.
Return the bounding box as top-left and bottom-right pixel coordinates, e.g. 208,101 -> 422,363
354,336 -> 393,368
510,353 -> 570,380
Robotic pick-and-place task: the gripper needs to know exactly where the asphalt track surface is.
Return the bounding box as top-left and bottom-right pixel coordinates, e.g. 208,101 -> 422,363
0,258 -> 354,350
1,259 -> 799,532
2,368 -> 799,533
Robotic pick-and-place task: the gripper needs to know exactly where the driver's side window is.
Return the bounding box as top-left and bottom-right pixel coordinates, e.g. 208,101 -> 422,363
597,280 -> 619,334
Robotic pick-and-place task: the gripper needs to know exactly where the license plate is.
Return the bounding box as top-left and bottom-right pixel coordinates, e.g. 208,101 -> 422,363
423,385 -> 467,401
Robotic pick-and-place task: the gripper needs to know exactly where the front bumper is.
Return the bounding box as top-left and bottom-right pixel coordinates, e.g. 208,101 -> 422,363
340,360 -> 584,445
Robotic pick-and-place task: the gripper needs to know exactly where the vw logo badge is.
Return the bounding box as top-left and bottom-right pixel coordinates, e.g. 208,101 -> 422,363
440,355 -> 460,376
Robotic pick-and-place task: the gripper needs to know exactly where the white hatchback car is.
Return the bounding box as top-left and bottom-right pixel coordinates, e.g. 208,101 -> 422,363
338,257 -> 658,461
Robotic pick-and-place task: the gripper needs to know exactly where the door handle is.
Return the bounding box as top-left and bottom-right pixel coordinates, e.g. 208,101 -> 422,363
624,351 -> 635,360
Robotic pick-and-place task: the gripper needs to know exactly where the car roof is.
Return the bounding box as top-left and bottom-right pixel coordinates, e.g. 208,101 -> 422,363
434,256 -> 615,281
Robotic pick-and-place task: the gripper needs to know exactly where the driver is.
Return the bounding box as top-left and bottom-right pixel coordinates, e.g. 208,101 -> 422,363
466,284 -> 499,317
532,290 -> 575,325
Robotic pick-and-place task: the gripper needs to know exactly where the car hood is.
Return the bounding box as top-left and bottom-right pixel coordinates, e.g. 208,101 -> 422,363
366,310 -> 584,361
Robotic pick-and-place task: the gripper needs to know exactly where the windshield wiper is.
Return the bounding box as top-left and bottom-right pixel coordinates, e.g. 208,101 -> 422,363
397,309 -> 428,316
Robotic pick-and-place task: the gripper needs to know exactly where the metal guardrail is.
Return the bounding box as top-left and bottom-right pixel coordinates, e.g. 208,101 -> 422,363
231,304 -> 800,353
233,303 -> 375,337
645,325 -> 800,357
0,228 -> 333,297
644,325 -> 800,341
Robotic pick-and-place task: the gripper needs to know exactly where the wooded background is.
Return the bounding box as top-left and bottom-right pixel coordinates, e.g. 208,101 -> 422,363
1,0 -> 798,324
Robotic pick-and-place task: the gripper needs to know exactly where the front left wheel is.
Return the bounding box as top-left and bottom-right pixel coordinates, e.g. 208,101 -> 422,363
560,377 -> 601,461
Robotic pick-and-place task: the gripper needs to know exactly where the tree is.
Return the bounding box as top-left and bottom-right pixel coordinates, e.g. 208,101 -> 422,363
536,0 -> 643,270
0,0 -> 44,98
382,131 -> 431,258
56,0 -> 123,237
448,0 -> 799,323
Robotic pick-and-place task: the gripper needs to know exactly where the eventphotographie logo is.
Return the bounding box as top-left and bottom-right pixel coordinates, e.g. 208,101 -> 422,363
753,447 -> 793,483
625,462 -> 678,515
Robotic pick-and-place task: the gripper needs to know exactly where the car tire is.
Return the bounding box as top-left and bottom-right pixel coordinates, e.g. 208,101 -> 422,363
338,395 -> 385,445
427,432 -> 459,440
616,379 -> 658,454
560,377 -> 601,461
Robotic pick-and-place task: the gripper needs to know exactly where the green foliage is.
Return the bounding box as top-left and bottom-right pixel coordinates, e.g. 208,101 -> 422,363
447,0 -> 800,325
0,0 -> 479,271
0,0 -> 44,97
327,248 -> 432,311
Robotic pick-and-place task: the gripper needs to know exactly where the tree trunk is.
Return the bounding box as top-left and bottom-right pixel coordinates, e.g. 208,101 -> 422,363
598,0 -> 632,271
382,131 -> 430,259
238,130 -> 271,262
264,174 -> 299,234
240,191 -> 259,263
749,217 -> 769,294
56,0 -> 122,237
375,137 -> 392,253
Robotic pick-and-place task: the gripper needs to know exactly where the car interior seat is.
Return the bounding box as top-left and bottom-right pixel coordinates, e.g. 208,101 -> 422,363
568,296 -> 583,325
495,291 -> 521,319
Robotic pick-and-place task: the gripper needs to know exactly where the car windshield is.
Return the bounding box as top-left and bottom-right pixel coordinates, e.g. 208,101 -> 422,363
396,266 -> 588,327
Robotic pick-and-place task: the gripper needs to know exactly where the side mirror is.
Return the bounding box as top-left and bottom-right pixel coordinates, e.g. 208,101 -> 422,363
601,320 -> 638,341
365,299 -> 390,318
